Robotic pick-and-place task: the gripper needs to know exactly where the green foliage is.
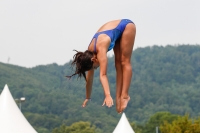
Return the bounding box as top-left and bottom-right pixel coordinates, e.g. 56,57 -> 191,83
52,121 -> 98,133
1,44 -> 200,132
24,113 -> 62,132
142,112 -> 179,133
35,127 -> 49,133
130,122 -> 144,133
160,114 -> 200,133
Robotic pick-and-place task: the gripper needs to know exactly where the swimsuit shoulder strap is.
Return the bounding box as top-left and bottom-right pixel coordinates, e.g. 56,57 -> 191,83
93,33 -> 99,53
88,33 -> 99,53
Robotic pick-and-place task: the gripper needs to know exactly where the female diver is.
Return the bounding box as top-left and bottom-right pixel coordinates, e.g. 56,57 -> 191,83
67,19 -> 136,113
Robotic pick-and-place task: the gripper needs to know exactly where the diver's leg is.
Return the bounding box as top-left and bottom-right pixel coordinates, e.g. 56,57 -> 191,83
113,40 -> 123,113
119,23 -> 136,112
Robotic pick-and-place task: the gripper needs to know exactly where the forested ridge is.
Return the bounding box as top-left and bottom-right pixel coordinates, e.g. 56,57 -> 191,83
0,44 -> 200,133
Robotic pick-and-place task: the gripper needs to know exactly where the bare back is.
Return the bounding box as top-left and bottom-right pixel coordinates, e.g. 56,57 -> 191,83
88,19 -> 122,52
97,19 -> 122,32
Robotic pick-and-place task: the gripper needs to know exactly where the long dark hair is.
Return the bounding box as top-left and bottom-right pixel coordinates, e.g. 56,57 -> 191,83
66,50 -> 94,80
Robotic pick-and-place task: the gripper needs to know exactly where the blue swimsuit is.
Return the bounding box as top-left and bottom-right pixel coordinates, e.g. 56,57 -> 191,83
90,19 -> 134,52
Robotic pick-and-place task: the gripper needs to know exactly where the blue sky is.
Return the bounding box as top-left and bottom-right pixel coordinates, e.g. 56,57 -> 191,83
0,0 -> 200,67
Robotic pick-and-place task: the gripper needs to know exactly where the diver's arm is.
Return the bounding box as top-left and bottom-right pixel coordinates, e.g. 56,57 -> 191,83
85,69 -> 94,99
82,69 -> 94,107
97,52 -> 111,96
96,43 -> 114,107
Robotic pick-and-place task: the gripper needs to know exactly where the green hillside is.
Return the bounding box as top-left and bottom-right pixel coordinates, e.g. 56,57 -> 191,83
0,44 -> 200,133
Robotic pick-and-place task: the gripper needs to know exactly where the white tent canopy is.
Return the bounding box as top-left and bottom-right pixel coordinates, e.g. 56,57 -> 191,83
113,113 -> 135,133
0,84 -> 37,133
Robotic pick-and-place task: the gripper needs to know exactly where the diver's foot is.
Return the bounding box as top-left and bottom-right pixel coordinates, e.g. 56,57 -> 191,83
116,98 -> 121,113
120,96 -> 130,113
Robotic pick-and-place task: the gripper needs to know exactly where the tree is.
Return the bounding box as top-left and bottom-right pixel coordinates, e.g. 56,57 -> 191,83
52,121 -> 98,133
160,114 -> 200,133
143,112 -> 179,133
130,122 -> 144,133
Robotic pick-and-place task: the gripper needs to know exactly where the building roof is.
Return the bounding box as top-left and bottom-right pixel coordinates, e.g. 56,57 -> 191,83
113,113 -> 135,133
0,84 -> 37,133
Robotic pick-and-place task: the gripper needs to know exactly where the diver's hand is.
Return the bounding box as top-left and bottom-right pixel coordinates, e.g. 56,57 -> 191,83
102,95 -> 114,108
82,99 -> 90,108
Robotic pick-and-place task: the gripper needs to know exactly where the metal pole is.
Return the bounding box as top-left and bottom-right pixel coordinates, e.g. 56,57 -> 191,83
20,102 -> 21,111
156,126 -> 159,133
